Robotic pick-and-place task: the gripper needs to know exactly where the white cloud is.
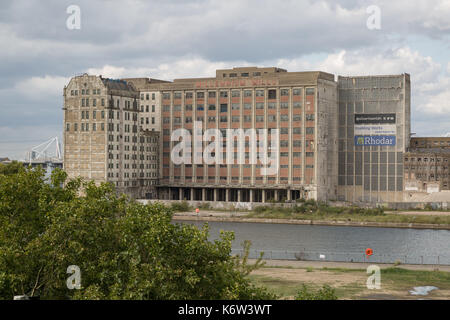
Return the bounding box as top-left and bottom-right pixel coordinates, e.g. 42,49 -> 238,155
15,75 -> 70,99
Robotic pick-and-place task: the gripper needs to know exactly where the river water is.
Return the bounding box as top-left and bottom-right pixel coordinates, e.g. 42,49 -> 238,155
180,220 -> 450,265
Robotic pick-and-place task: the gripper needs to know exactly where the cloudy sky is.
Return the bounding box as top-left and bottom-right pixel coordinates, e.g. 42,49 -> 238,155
0,0 -> 449,159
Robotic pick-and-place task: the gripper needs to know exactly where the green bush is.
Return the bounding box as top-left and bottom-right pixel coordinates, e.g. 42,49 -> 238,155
295,284 -> 338,300
170,201 -> 192,212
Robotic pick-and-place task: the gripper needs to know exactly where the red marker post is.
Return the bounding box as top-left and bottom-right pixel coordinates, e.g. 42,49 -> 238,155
365,248 -> 373,261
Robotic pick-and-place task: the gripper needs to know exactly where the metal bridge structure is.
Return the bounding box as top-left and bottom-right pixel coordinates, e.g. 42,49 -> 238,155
25,137 -> 63,171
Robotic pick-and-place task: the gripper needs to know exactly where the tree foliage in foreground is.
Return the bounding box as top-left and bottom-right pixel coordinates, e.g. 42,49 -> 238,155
0,164 -> 275,300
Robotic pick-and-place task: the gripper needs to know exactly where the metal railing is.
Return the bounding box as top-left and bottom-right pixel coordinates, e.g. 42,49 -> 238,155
230,248 -> 449,265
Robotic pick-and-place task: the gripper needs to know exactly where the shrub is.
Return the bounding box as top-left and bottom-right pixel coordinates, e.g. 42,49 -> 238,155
295,284 -> 338,300
170,201 -> 191,212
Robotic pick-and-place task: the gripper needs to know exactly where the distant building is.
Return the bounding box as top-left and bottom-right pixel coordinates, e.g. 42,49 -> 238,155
0,157 -> 10,163
404,137 -> 450,193
63,74 -> 159,199
64,68 -> 439,204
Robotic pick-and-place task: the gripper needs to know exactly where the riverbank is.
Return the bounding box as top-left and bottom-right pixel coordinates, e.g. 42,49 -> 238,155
173,212 -> 450,230
248,260 -> 450,300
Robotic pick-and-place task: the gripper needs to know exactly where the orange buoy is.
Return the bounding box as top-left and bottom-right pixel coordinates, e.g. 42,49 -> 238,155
365,248 -> 373,256
195,208 -> 200,214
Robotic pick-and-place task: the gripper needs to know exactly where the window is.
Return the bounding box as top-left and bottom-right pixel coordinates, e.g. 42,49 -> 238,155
185,92 -> 193,99
232,90 -> 240,97
163,93 -> 170,99
146,93 -> 150,100
280,127 -> 288,134
268,115 -> 276,122
208,116 -> 216,122
220,116 -> 227,122
293,102 -> 302,108
152,93 -> 155,100
220,91 -> 228,98
256,102 -> 264,109
244,103 -> 252,110
256,115 -> 264,122
293,88 -> 302,96
306,88 -> 315,96
306,127 -> 315,135
232,116 -> 239,122
232,103 -> 240,110
268,89 -> 276,99
197,104 -> 204,111
220,104 -> 228,113
281,102 -> 288,109
208,104 -> 216,110
256,90 -> 264,97
280,115 -> 289,122
306,114 -> 315,121
268,102 -> 276,109
293,115 -> 301,122
185,104 -> 192,111
174,92 -> 182,99
208,91 -> 216,98
197,92 -> 205,99
293,127 -> 301,134
244,90 -> 252,97
281,89 -> 289,96
244,115 -> 251,122
241,73 -> 249,77
253,72 -> 261,76
66,123 -> 70,131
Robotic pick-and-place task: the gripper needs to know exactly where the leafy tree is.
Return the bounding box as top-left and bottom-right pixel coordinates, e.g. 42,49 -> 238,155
0,164 -> 275,300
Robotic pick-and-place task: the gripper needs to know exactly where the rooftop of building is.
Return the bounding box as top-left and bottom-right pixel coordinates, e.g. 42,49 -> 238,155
100,77 -> 137,92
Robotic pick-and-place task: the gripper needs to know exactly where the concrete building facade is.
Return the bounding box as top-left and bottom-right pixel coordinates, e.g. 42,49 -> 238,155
63,69 -> 421,204
150,67 -> 338,202
337,74 -> 411,203
63,74 -> 159,198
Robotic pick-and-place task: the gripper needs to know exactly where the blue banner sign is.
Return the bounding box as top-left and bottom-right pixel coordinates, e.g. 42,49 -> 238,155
355,135 -> 396,146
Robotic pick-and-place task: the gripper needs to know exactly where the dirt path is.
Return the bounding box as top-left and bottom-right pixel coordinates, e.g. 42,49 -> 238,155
250,260 -> 450,300
386,211 -> 450,216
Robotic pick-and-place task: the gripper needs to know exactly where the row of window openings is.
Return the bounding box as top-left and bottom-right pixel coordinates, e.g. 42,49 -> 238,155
406,166 -> 449,171
163,140 -> 309,148
165,115 -> 313,124
141,105 -> 156,112
164,102 -> 304,112
413,173 -> 450,179
167,164 -> 303,169
405,157 -> 449,163
79,110 -> 138,121
162,127 -> 314,135
170,176 -> 303,181
70,89 -> 102,96
163,151 -> 312,158
141,93 -> 156,100
108,163 -> 158,169
108,144 -> 158,153
163,88 -> 314,100
108,172 -> 158,179
66,123 -> 104,132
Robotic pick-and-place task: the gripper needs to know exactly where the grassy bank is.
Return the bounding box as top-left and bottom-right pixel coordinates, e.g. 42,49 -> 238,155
249,266 -> 450,299
245,201 -> 450,225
